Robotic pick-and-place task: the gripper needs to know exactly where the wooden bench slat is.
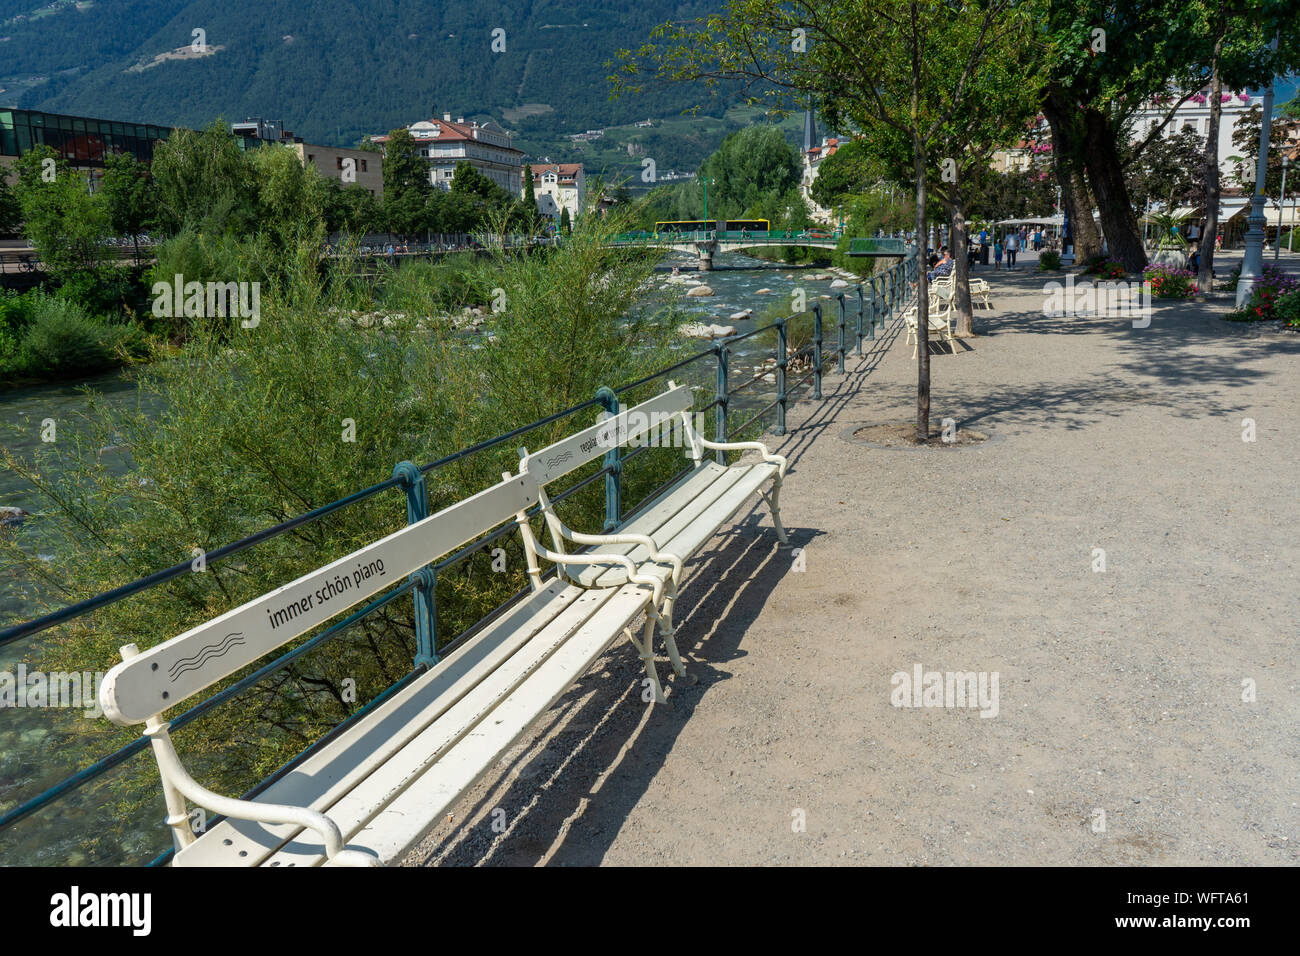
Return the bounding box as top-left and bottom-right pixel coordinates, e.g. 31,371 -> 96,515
258,583 -> 648,866
174,580 -> 583,867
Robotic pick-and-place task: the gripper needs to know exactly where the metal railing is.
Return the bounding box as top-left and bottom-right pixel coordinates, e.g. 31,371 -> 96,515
607,229 -> 844,247
0,255 -> 916,865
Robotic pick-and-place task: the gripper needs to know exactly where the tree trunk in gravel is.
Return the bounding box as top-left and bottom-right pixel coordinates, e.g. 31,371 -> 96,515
945,197 -> 975,337
1081,107 -> 1147,272
1199,23 -> 1226,293
914,138 -> 930,442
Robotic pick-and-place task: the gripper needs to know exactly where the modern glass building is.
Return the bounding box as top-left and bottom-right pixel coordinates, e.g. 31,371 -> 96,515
0,108 -> 178,168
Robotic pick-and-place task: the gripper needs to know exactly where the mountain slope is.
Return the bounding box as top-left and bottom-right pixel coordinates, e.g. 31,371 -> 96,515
1,0 -> 728,149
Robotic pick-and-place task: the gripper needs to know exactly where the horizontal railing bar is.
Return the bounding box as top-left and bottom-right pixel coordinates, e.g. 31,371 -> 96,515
726,370 -> 771,396
417,397 -> 603,475
0,734 -> 151,832
0,475 -> 407,648
613,348 -> 715,394
0,577 -> 419,833
729,401 -> 781,437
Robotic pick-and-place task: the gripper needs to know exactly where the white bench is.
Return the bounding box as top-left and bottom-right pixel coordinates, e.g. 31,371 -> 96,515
516,381 -> 788,704
98,471 -> 677,867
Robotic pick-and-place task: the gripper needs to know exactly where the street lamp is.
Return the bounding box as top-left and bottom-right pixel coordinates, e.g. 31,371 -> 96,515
1275,155 -> 1290,261
1237,33 -> 1279,308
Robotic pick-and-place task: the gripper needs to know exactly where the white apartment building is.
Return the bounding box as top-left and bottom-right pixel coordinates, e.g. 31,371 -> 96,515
525,163 -> 585,221
1129,89 -> 1263,179
382,111 -> 523,194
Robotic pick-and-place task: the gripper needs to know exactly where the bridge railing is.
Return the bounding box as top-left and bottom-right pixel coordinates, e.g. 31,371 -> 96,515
847,238 -> 909,256
0,255 -> 917,866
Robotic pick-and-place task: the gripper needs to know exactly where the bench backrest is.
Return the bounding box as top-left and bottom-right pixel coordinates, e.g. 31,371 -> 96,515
521,383 -> 695,485
99,472 -> 539,726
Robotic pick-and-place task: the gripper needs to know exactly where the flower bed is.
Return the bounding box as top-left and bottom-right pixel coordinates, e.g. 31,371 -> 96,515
1224,266 -> 1300,323
1143,262 -> 1198,298
1082,255 -> 1127,280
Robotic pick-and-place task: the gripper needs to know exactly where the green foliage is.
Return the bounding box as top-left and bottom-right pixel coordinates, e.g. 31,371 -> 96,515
810,139 -> 874,208
98,153 -> 159,249
1223,266 -> 1300,318
10,293 -> 145,379
697,125 -> 801,220
13,146 -> 111,279
150,122 -> 258,236
321,180 -> 380,235
54,267 -> 143,319
1039,250 -> 1062,270
0,170 -> 21,236
1275,288 -> 1300,329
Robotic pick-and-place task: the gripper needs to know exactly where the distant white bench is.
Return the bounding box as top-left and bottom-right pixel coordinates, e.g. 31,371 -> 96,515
98,382 -> 790,867
99,472 -> 675,867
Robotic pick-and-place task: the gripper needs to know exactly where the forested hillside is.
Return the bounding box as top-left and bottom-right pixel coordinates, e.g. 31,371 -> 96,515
0,0 -> 728,159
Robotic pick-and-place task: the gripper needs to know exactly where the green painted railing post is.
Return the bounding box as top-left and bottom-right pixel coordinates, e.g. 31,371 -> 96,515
812,303 -> 824,400
596,386 -> 621,530
869,277 -> 879,336
836,293 -> 847,372
715,344 -> 728,464
775,316 -> 788,435
855,284 -> 865,352
393,460 -> 438,668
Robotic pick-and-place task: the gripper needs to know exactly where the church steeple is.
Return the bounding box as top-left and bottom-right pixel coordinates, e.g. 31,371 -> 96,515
802,106 -> 817,153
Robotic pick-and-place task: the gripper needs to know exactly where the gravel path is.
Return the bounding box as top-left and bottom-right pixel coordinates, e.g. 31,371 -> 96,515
406,260 -> 1299,866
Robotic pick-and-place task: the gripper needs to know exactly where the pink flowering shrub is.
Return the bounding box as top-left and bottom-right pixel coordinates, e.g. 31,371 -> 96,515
1225,266 -> 1300,321
1143,262 -> 1198,298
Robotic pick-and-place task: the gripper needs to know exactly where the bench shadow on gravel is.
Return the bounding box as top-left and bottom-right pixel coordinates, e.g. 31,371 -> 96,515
416,521 -> 821,866
414,322 -> 901,866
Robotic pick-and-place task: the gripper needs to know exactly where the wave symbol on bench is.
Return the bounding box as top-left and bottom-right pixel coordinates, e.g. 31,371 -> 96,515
168,632 -> 246,681
545,450 -> 573,469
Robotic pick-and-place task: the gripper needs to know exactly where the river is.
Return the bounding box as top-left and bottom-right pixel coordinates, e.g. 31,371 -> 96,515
0,250 -> 864,864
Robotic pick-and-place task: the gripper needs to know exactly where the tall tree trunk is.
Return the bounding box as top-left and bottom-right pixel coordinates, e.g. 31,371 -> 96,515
944,197 -> 975,337
1042,88 -> 1102,261
914,139 -> 930,442
1081,107 -> 1147,271
1199,23 -> 1226,293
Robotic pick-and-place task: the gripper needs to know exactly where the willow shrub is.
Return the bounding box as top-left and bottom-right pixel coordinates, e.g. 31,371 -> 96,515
0,210 -> 686,863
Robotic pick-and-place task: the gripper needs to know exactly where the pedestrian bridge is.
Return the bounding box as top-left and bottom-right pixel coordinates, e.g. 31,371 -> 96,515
605,230 -> 909,269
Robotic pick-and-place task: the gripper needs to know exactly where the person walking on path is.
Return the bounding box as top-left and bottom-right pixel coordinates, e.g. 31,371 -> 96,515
1006,232 -> 1019,268
993,237 -> 1004,270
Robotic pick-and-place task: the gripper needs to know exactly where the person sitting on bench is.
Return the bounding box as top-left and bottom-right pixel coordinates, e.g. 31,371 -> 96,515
927,247 -> 954,282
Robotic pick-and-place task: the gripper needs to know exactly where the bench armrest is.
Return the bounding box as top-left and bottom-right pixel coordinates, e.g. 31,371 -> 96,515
695,437 -> 788,478
150,725 -> 377,867
529,541 -> 667,607
561,527 -> 683,585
